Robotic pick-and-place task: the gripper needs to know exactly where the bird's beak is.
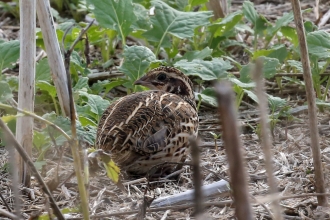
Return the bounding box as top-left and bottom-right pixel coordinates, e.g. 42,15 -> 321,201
134,75 -> 148,86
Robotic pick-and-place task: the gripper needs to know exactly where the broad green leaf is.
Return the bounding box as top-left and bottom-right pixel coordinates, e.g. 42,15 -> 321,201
268,45 -> 288,63
244,89 -> 258,103
33,131 -> 50,151
266,11 -> 293,41
242,1 -> 268,35
268,95 -> 286,112
104,78 -> 129,95
119,45 -> 157,83
253,45 -> 287,63
89,0 -> 136,41
242,1 -> 258,24
304,20 -> 317,33
78,91 -> 110,117
180,47 -> 212,61
287,60 -> 303,72
36,58 -> 51,82
281,26 -> 298,47
196,88 -> 217,107
262,57 -> 280,79
228,77 -> 255,89
190,0 -> 208,7
240,64 -> 253,82
174,58 -> 232,80
42,112 -> 96,145
132,3 -> 151,30
307,30 -> 330,58
143,0 -> 213,52
0,40 -> 20,70
210,10 -> 243,37
0,81 -> 13,102
37,81 -> 57,98
255,15 -> 268,35
73,77 -> 90,91
79,116 -> 97,127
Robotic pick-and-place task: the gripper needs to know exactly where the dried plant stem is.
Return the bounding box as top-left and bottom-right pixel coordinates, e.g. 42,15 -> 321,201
16,0 -> 35,187
291,0 -> 328,206
215,82 -> 254,220
62,23 -> 95,220
252,58 -> 283,220
190,138 -> 204,216
0,119 -> 65,220
0,208 -> 18,219
36,0 -> 70,116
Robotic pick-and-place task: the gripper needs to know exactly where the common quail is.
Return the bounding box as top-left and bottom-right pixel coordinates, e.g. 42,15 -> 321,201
96,66 -> 199,177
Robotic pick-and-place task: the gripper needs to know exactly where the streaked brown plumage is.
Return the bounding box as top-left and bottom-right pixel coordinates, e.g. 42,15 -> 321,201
96,66 -> 198,177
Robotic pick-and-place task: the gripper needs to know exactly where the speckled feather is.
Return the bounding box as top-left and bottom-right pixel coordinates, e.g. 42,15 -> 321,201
96,67 -> 199,176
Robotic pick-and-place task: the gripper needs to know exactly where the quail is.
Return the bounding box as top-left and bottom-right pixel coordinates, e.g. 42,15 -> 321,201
96,66 -> 199,177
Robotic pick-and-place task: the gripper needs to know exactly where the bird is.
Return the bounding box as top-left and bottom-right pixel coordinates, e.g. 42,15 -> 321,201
96,66 -> 199,178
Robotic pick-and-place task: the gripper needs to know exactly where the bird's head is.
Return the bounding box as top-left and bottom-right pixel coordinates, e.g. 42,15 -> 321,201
134,66 -> 195,105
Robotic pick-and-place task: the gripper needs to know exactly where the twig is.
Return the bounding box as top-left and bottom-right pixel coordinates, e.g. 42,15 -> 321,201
0,119 -> 65,220
67,192 -> 330,219
190,137 -> 204,216
0,103 -> 71,140
61,19 -> 95,220
291,0 -> 328,206
252,58 -> 283,219
0,208 -> 18,219
0,192 -> 11,212
215,81 -> 254,220
67,200 -> 233,219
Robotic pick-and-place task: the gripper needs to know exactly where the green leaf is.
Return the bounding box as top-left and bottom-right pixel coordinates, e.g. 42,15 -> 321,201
42,112 -> 96,145
210,10 -> 243,37
132,3 -> 151,30
239,64 -> 253,83
174,58 -> 232,80
268,95 -> 286,112
244,89 -> 258,103
262,57 -> 280,79
287,60 -> 303,72
0,40 -> 20,70
228,77 -> 255,89
119,45 -> 157,83
36,58 -> 51,82
197,88 -> 217,107
253,45 -> 287,63
307,30 -> 330,58
0,81 -> 13,102
33,131 -> 50,151
89,0 -> 136,41
180,47 -> 212,61
78,91 -> 110,117
281,26 -> 298,47
266,11 -> 293,41
36,81 -> 57,98
242,1 -> 258,24
78,116 -> 97,127
143,0 -> 213,53
73,77 -> 90,91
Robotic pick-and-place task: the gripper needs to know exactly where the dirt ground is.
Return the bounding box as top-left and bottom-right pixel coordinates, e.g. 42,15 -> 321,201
1,0 -> 330,219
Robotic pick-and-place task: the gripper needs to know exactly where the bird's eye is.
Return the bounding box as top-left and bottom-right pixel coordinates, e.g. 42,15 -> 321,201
157,73 -> 167,81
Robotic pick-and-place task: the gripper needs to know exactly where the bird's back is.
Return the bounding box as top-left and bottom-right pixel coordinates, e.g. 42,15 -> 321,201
96,90 -> 198,176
